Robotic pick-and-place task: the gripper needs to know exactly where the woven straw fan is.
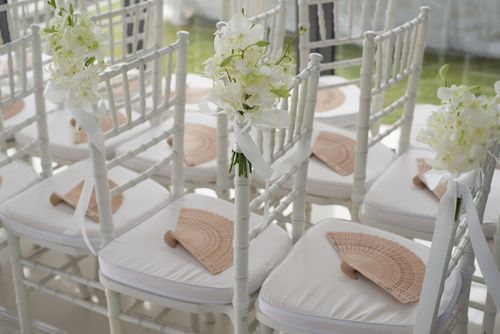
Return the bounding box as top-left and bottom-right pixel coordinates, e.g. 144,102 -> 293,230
315,88 -> 346,113
326,232 -> 426,303
312,131 -> 355,176
70,112 -> 128,144
1,100 -> 25,120
412,158 -> 448,199
164,208 -> 233,274
167,123 -> 217,167
50,180 -> 123,223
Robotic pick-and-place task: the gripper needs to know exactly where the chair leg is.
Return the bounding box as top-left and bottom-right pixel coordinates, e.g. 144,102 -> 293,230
65,255 -> 91,300
259,323 -> 273,334
189,313 -> 199,332
105,289 -> 123,334
6,232 -> 32,334
305,202 -> 312,226
204,312 -> 215,324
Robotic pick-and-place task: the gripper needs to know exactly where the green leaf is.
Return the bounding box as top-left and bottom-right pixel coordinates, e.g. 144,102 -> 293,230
220,55 -> 233,67
256,40 -> 270,47
271,87 -> 290,98
43,26 -> 57,33
469,85 -> 481,95
85,56 -> 96,67
69,3 -> 74,14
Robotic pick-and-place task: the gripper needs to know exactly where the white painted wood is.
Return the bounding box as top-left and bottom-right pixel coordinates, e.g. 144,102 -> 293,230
351,7 -> 430,221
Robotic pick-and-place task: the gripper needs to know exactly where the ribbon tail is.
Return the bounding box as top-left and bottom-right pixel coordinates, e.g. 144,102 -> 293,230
460,183 -> 500,311
66,166 -> 98,256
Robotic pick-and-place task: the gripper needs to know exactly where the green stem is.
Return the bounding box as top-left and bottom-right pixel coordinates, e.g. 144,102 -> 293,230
229,151 -> 252,178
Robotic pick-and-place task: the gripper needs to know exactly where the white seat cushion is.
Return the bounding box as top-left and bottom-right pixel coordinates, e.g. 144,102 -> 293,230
3,93 -> 60,130
306,124 -> 394,200
410,104 -> 438,150
313,75 -> 360,128
362,148 -> 499,237
99,193 -> 292,304
14,109 -> 150,163
0,160 -> 169,250
258,219 -> 461,334
0,155 -> 38,204
115,112 -> 232,185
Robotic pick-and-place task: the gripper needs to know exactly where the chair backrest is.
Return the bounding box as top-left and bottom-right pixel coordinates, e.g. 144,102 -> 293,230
351,7 -> 430,220
90,31 -> 188,246
232,53 -> 322,331
91,0 -> 163,65
414,142 -> 499,334
214,1 -> 288,199
0,0 -> 55,43
0,25 -> 52,178
298,0 -> 398,80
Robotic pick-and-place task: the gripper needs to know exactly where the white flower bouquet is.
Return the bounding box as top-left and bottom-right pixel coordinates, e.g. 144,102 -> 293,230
417,66 -> 500,176
43,0 -> 105,108
203,13 -> 302,177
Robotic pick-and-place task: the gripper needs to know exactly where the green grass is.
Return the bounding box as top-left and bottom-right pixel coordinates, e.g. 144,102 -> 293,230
164,20 -> 500,124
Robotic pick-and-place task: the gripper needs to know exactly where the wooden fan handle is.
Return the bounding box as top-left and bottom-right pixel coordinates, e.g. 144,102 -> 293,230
341,261 -> 359,280
164,231 -> 179,248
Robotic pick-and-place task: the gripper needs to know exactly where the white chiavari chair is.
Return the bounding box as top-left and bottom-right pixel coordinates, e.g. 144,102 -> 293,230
256,143 -> 497,334
13,0 -> 163,165
271,1 -> 427,223
0,31 -> 188,334
113,1 -> 287,198
0,24 -> 52,330
97,54 -> 321,334
298,0 -> 398,128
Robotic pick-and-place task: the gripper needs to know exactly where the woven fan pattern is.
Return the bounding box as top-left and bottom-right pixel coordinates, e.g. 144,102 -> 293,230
315,88 -> 346,113
312,131 -> 355,176
70,112 -> 128,144
165,208 -> 233,274
50,179 -> 123,222
167,123 -> 217,167
413,158 -> 448,199
326,232 -> 426,303
2,100 -> 25,120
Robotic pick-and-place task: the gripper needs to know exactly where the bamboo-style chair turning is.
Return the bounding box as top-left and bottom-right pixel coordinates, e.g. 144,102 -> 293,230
298,0 -> 398,128
0,25 -> 53,330
97,54 -> 321,334
271,2 -> 429,223
13,0 -> 164,165
256,138 -> 497,334
113,1 -> 287,198
0,31 -> 189,334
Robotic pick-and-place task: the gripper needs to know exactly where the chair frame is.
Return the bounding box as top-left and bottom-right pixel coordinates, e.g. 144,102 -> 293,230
351,7 -> 430,221
99,53 -> 322,334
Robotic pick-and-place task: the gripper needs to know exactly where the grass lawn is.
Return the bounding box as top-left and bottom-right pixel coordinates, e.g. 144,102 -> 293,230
164,18 -> 500,124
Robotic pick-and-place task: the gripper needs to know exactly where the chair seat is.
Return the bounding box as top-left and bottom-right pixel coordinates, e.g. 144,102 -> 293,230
0,154 -> 38,204
410,104 -> 437,150
306,124 -> 394,200
99,193 -> 292,305
258,219 -> 461,334
115,112 -> 232,185
313,75 -> 360,128
14,109 -> 150,164
361,148 -> 499,238
0,160 -> 169,250
3,93 -> 59,130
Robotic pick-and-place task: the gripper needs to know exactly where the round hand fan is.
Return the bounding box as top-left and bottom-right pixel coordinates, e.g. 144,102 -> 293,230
315,87 -> 346,113
2,100 -> 25,120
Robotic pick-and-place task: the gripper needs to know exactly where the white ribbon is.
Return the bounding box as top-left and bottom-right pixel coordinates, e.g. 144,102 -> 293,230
45,80 -> 106,256
456,181 -> 500,311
